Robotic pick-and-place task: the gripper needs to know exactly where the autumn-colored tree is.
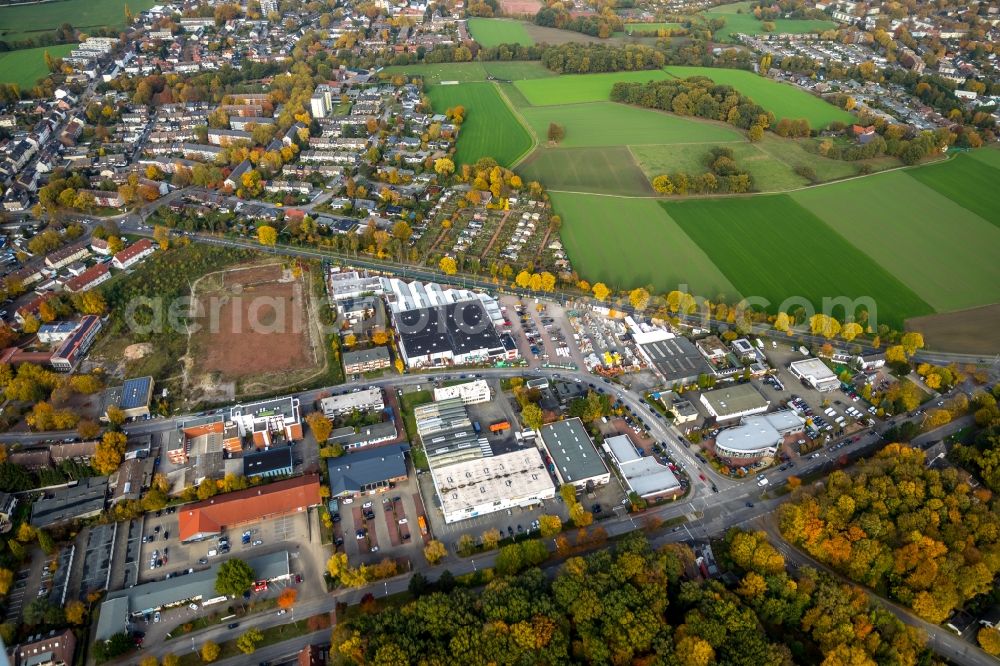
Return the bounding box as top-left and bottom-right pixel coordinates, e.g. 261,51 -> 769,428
885,345 -> 908,365
629,287 -> 650,311
521,403 -> 543,431
481,528 -> 501,551
433,158 -> 455,178
153,224 -> 171,249
840,322 -> 863,341
0,569 -> 13,596
439,256 -> 457,275
979,627 -> 1000,656
370,328 -> 389,345
65,600 -> 86,624
592,282 -> 610,301
277,587 -> 297,609
201,640 -> 220,663
327,552 -> 349,579
343,333 -> 357,347
257,225 -> 277,246
423,540 -> 447,564
236,628 -> 263,654
306,411 -> 332,443
569,503 -> 593,528
538,514 -> 562,538
93,431 -> 127,474
105,404 -> 125,426
676,636 -> 715,666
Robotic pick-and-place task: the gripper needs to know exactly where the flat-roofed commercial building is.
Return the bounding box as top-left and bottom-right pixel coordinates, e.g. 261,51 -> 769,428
789,358 -> 839,392
394,300 -> 505,369
699,383 -> 770,421
320,387 -> 384,417
714,411 -> 804,464
604,434 -> 682,499
539,418 -> 610,490
431,448 -> 555,523
415,398 -> 487,466
433,379 -> 492,405
30,477 -> 108,527
634,330 -> 714,386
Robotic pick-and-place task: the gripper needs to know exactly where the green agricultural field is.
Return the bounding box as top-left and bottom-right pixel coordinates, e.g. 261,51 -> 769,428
427,82 -> 533,167
519,147 -> 653,196
664,66 -> 853,128
518,102 -> 743,148
468,18 -> 535,47
968,146 -> 1000,170
792,170 -> 1000,312
0,0 -> 156,44
382,61 -> 553,85
905,153 -> 1000,229
623,22 -> 682,33
701,1 -> 837,43
515,70 -> 675,106
550,192 -> 737,298
663,196 -> 934,325
0,43 -> 74,88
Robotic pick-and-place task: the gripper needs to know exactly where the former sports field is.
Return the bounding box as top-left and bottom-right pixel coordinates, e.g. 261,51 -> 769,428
185,262 -> 325,402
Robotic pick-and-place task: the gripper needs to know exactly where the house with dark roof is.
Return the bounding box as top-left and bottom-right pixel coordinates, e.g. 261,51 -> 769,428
243,446 -> 294,478
326,444 -> 409,498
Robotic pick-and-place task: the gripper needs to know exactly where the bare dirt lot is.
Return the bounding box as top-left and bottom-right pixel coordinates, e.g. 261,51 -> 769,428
500,0 -> 542,15
185,262 -> 325,401
906,304 -> 1000,355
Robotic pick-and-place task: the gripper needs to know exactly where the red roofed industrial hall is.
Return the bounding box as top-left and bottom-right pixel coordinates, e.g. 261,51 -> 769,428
178,474 -> 321,542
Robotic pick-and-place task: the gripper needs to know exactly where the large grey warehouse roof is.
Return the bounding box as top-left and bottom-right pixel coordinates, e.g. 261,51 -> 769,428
395,299 -> 504,358
638,335 -> 713,383
539,418 -> 608,484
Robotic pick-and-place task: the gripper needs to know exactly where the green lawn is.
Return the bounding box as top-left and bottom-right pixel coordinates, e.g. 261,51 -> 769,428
664,66 -> 853,128
383,62 -> 489,84
550,191 -> 737,298
905,153 -> 1000,229
518,101 -> 743,147
382,61 -> 553,85
484,61 -> 555,80
0,43 -> 74,87
624,22 -> 682,33
663,195 -> 934,325
519,146 -> 653,196
515,70 -> 675,106
792,169 -> 1000,312
427,82 -> 533,167
468,18 -> 535,47
701,1 -> 837,43
0,0 -> 156,43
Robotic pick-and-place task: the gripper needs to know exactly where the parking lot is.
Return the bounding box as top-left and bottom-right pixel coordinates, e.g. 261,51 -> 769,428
332,466 -> 428,566
134,509 -> 322,588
